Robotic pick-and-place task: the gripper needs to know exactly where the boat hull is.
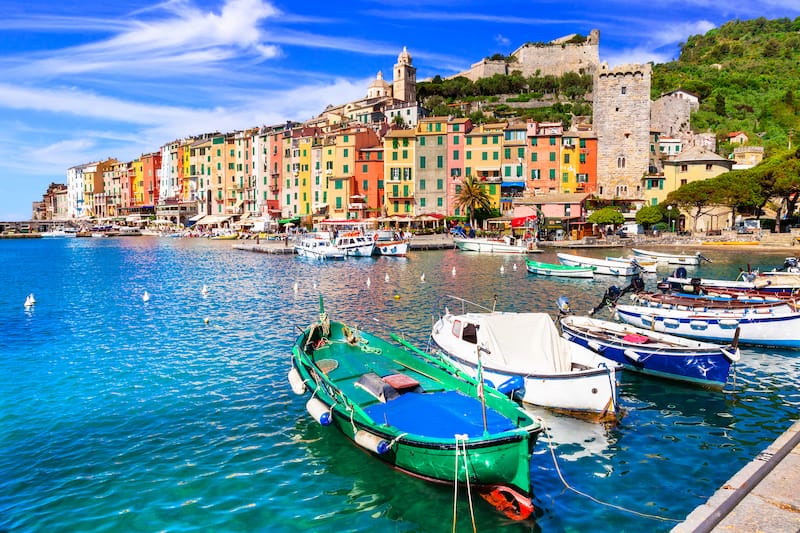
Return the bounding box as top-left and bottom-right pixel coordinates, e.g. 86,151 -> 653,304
454,237 -> 540,254
525,260 -> 595,278
615,304 -> 800,347
632,248 -> 701,265
560,315 -> 734,388
557,253 -> 637,276
373,240 -> 409,256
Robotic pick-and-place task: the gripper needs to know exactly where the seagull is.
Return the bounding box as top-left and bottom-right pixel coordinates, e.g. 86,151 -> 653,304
384,273 -> 390,283
451,266 -> 457,277
420,272 -> 425,282
293,282 -> 299,293
201,284 -> 209,296
142,291 -> 150,302
500,265 -> 505,273
313,281 -> 318,290
366,277 -> 371,287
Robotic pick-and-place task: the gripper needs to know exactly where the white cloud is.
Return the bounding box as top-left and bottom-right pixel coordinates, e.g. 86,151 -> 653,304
495,34 -> 511,47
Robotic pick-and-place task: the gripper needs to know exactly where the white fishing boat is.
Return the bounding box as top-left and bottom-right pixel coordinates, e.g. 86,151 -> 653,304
631,248 -> 709,266
454,235 -> 540,254
431,298 -> 622,422
557,252 -> 639,276
605,255 -> 657,273
40,227 -> 77,238
294,234 -> 345,260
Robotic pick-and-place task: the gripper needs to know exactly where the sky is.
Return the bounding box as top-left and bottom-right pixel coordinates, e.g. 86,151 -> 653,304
2,0 -> 800,220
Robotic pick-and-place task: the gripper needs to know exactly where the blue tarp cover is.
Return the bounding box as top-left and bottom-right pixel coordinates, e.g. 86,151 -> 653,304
364,390 -> 514,438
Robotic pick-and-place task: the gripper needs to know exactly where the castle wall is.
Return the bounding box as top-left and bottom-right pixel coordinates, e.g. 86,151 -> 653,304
593,63 -> 652,200
651,94 -> 693,139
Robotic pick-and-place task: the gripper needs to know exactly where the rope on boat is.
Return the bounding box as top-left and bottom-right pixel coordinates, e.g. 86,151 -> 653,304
452,434 -> 477,533
540,419 -> 681,523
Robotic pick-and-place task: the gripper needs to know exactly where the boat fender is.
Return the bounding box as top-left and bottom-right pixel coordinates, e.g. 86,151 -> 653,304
496,376 -> 523,396
288,367 -> 307,395
305,397 -> 332,426
354,430 -> 390,454
623,349 -> 641,363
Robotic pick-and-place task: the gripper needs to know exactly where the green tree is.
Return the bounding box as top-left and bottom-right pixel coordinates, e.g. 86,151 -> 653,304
635,205 -> 663,228
587,207 -> 624,226
665,179 -> 721,232
455,177 -> 493,229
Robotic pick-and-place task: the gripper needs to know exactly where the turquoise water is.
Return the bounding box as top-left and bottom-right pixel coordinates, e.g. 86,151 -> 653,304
1,238 -> 798,532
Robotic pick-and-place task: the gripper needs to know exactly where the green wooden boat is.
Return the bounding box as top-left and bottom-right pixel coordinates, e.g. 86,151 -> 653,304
525,258 -> 595,278
289,297 -> 543,520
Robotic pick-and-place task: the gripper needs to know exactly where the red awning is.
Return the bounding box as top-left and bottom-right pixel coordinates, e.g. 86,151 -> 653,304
511,215 -> 537,228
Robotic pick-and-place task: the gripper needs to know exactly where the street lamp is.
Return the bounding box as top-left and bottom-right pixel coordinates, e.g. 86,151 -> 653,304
667,205 -> 673,232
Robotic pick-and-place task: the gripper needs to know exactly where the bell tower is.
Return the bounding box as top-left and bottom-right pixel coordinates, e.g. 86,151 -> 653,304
393,46 -> 417,103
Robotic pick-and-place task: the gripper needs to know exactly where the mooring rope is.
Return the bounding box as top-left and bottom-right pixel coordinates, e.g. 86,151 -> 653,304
452,435 -> 477,533
541,419 -> 680,523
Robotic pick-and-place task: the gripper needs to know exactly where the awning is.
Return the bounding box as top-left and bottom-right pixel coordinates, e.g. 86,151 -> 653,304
278,216 -> 300,225
188,213 -> 205,222
501,181 -> 525,188
196,215 -> 232,226
511,215 -> 537,228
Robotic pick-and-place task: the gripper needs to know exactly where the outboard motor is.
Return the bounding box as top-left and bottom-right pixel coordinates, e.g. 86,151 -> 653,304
556,295 -> 571,315
590,285 -> 622,315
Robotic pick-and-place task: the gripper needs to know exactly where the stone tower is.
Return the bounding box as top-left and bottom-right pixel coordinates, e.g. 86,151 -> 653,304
592,62 -> 652,200
393,46 -> 417,103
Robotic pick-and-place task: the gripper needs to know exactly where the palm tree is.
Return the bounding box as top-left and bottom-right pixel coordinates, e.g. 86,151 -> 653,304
455,176 -> 493,229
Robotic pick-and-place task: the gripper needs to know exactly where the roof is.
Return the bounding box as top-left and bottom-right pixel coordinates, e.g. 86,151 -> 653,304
517,193 -> 591,205
665,146 -> 732,164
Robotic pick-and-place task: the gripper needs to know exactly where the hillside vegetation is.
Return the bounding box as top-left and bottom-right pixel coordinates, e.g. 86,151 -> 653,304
653,17 -> 800,155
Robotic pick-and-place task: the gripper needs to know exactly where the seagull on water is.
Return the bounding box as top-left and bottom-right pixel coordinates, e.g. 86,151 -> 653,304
366,277 -> 371,288
142,291 -> 150,302
500,265 -> 505,274
201,284 -> 209,296
420,272 -> 425,282
24,293 -> 35,308
384,273 -> 390,283
451,266 -> 457,276
293,282 -> 299,293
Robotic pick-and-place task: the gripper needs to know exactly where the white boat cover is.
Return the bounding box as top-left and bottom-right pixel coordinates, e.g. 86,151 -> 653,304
462,312 -> 571,373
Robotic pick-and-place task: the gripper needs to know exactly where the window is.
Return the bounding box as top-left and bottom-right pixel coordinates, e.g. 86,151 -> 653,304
437,197 -> 443,207
461,322 -> 478,344
362,164 -> 368,173
564,154 -> 570,164
531,153 -> 537,162
343,164 -> 349,174
680,164 -> 688,172
453,136 -> 460,145
531,138 -> 538,146
419,179 -> 426,190
705,164 -> 713,171
420,156 -> 426,169
580,139 -> 586,149
504,148 -> 511,159
550,152 -> 556,162
579,153 -> 586,164
343,148 -> 349,157
505,167 -> 511,177
420,198 -> 426,207
392,184 -> 399,196
437,136 -> 443,145
437,178 -> 443,189
482,152 -> 488,161
618,157 -> 627,169
621,86 -> 627,95
419,136 -> 426,146
335,181 -> 343,190
392,152 -> 398,161
518,148 -> 524,158
335,197 -> 342,209
531,169 -> 540,179
437,156 -> 443,168
402,150 -> 408,159
549,169 -> 556,180
466,152 -> 472,160
550,137 -> 556,146
453,150 -> 460,160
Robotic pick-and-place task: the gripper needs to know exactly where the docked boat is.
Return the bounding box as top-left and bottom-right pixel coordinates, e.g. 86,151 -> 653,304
631,248 -> 709,266
557,252 -> 639,276
605,255 -> 657,273
211,231 -> 238,240
370,230 -> 409,257
333,230 -> 375,257
612,302 -> 800,347
630,291 -> 800,313
294,235 -> 345,260
454,235 -> 540,254
430,298 -> 622,422
558,305 -> 740,389
525,259 -> 595,278
659,271 -> 800,296
40,227 -> 77,238
289,297 -> 543,520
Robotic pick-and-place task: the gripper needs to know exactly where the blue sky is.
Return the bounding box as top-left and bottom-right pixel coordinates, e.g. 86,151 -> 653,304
2,0 -> 800,220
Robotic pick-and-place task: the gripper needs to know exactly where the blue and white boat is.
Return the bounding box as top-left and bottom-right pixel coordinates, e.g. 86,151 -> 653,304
559,313 -> 739,389
613,302 -> 800,348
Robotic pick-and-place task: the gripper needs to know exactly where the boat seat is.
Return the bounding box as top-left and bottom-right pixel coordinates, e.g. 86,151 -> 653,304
355,372 -> 400,403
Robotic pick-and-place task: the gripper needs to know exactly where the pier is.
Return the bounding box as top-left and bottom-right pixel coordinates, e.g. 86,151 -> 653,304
672,419 -> 800,532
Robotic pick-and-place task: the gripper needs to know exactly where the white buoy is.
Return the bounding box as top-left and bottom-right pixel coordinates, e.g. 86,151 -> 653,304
384,273 -> 390,283
513,264 -> 518,271
201,284 -> 209,296
293,281 -> 299,293
366,277 -> 371,287
24,293 -> 35,308
452,266 -> 457,276
142,291 -> 150,302
420,272 -> 425,282
500,265 -> 505,273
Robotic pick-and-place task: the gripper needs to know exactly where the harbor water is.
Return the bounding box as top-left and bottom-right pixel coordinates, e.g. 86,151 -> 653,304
1,237 -> 798,532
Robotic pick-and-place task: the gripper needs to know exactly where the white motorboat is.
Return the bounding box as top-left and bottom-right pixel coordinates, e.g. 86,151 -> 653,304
431,300 -> 622,422
454,235 -> 540,254
557,252 -> 639,276
631,248 -> 709,266
370,230 -> 409,257
605,255 -> 657,273
294,234 -> 345,260
333,230 -> 375,257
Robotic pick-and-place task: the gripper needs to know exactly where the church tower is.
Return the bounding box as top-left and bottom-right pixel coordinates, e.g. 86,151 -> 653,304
393,47 -> 416,103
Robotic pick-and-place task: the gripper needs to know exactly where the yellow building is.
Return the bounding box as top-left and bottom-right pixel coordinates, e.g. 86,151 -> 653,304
559,132 -> 580,194
383,129 -> 416,216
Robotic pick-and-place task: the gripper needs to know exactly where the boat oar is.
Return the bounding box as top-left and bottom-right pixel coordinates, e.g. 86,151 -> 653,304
699,254 -> 712,264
